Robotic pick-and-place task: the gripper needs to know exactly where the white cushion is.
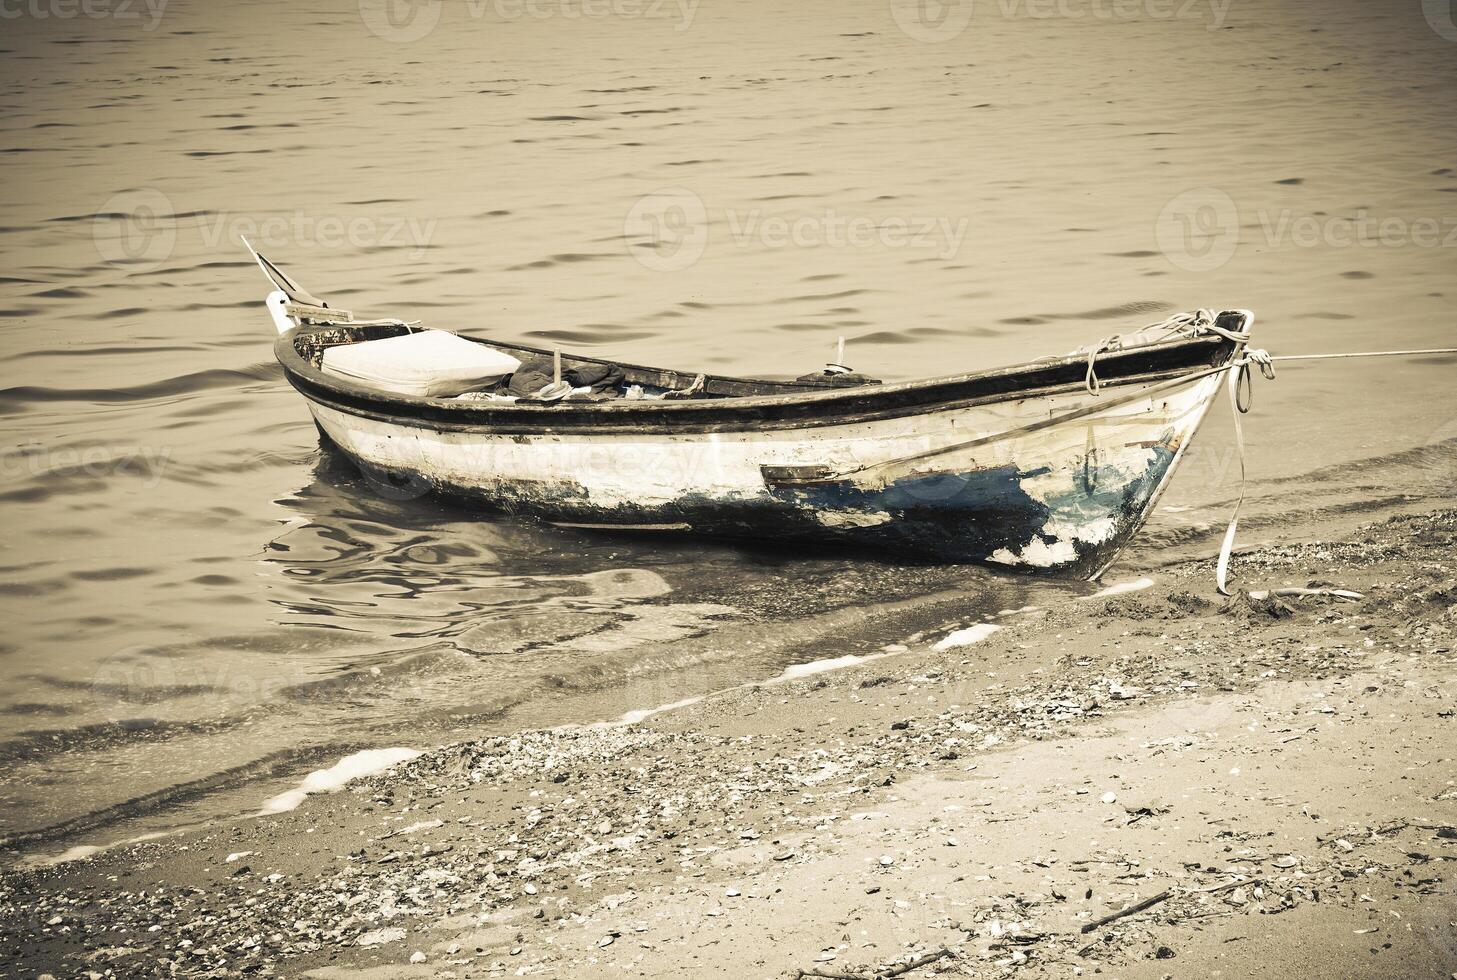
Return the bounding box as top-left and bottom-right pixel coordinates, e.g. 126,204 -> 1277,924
322,330 -> 521,398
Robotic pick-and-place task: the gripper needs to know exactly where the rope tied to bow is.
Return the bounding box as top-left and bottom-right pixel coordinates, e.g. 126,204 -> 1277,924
1082,308 -> 1246,396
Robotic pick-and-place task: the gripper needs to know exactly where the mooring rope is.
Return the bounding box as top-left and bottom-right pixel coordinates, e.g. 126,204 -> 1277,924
1081,309 -> 1258,396
1266,348 -> 1457,361
1214,345 -> 1457,594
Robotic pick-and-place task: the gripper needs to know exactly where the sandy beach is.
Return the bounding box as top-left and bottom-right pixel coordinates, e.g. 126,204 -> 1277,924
5,508 -> 1454,978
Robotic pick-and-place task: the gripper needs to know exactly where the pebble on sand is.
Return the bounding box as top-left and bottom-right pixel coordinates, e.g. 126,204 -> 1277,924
357,927 -> 406,948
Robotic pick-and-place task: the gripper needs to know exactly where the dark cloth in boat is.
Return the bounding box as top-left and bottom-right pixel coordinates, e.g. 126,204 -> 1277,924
506,359 -> 557,397
564,363 -> 625,392
795,369 -> 880,386
505,358 -> 627,399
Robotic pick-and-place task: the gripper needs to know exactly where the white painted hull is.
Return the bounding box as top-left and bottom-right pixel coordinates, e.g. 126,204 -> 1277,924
306,370 -> 1223,577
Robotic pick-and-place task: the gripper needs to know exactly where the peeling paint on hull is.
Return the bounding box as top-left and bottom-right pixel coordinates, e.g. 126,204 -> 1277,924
305,371 -> 1223,578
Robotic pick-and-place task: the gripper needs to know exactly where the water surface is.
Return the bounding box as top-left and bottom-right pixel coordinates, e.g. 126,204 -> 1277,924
1,0 -> 1454,853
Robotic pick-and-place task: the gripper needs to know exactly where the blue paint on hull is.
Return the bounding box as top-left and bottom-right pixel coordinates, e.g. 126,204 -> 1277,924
323,442 -> 1181,576
766,464 -> 1054,562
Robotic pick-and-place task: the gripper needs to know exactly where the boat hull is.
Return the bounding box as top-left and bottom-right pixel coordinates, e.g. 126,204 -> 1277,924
304,369 -> 1223,578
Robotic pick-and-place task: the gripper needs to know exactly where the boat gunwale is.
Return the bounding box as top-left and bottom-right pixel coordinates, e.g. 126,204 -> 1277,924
298,365 -> 1227,436
275,324 -> 1239,435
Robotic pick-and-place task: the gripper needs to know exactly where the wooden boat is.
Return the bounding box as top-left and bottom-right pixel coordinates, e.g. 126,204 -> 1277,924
255,248 -> 1252,579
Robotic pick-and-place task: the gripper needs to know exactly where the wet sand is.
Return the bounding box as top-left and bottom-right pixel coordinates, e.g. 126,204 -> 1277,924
5,508 -> 1454,978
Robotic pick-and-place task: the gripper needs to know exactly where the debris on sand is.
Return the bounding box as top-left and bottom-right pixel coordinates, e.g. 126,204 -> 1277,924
4,510 -> 1454,979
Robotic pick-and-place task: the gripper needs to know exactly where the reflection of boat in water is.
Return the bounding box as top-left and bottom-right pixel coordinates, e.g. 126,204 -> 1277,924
254,246 -> 1252,579
269,453 -> 713,655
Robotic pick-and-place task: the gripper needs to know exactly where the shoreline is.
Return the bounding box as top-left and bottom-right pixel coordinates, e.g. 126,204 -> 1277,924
3,562 -> 1068,868
12,589 -> 1025,871
4,509 -> 1455,978
10,562 -> 1147,872
0,490 -> 1440,864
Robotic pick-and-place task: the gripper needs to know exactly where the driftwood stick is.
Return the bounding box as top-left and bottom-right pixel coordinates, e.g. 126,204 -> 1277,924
1079,889 -> 1173,934
1198,877 -> 1259,896
1164,878 -> 1263,924
794,946 -> 952,979
1081,877 -> 1263,934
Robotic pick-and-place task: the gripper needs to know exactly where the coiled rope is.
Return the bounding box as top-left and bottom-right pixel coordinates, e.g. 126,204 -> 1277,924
1083,308 -> 1249,396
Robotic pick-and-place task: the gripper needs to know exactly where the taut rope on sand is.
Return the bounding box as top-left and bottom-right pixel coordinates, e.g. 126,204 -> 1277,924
1214,344 -> 1457,595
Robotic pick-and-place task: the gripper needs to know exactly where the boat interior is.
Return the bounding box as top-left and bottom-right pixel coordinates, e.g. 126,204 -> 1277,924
257,247 -> 1248,411
292,320 -> 871,399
